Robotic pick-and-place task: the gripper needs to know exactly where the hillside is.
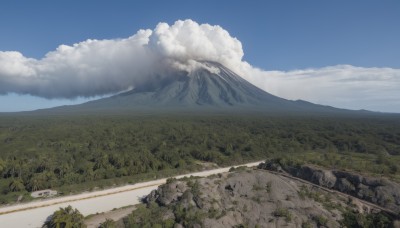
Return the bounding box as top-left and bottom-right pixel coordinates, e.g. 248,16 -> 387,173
121,166 -> 397,227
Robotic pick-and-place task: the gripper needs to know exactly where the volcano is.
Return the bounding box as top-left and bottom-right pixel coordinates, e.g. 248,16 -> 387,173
40,61 -> 357,114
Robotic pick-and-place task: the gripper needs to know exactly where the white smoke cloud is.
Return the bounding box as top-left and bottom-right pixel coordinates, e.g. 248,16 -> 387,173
0,20 -> 244,98
0,19 -> 399,112
150,20 -> 243,69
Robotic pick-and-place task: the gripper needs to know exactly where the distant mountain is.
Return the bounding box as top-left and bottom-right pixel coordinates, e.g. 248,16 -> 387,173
36,61 -> 367,115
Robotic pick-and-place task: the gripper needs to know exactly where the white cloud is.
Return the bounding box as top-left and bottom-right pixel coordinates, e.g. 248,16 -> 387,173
0,19 -> 399,112
0,29 -> 155,98
242,65 -> 400,112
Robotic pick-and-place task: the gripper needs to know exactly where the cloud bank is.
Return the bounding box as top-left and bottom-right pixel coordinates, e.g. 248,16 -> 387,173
0,19 -> 399,112
246,66 -> 400,112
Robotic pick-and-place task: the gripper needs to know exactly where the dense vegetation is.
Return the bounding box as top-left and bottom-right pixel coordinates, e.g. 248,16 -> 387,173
341,210 -> 392,228
0,114 -> 399,204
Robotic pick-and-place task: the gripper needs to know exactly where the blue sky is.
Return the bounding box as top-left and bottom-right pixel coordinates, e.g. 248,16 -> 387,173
0,1 -> 399,112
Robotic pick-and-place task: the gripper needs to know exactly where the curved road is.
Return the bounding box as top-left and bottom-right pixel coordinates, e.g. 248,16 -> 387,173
0,161 -> 263,228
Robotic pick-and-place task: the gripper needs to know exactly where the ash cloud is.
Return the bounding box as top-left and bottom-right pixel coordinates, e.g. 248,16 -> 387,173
1,19 -> 400,112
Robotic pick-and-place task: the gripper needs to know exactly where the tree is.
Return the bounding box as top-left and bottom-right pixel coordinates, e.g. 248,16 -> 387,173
28,173 -> 47,192
0,158 -> 5,174
94,154 -> 111,170
55,164 -> 72,178
5,157 -> 18,178
43,205 -> 86,228
8,179 -> 25,192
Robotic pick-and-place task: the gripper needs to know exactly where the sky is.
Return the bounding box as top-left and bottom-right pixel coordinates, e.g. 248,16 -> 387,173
0,0 -> 399,112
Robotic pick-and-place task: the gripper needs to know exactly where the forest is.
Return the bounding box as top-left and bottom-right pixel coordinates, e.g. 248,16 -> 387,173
0,113 -> 399,204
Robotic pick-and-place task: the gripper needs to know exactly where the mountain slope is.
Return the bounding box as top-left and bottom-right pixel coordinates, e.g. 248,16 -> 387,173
38,61 -> 363,114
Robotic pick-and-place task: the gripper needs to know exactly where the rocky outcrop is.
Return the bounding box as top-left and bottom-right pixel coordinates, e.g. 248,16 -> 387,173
125,165 -> 398,228
332,171 -> 400,213
260,160 -> 400,214
285,165 -> 338,188
143,170 -> 348,227
145,181 -> 189,206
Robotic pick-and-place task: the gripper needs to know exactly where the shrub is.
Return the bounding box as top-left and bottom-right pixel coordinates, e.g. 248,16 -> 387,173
99,219 -> 115,228
313,215 -> 328,226
43,205 -> 86,228
274,208 -> 292,222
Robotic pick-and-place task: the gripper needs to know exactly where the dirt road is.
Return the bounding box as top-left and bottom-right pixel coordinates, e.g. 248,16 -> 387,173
0,161 -> 263,228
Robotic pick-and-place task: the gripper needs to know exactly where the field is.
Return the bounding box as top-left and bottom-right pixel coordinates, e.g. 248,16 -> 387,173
0,113 -> 399,204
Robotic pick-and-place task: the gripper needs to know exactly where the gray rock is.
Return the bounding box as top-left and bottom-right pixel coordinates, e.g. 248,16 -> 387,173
258,161 -> 283,172
143,170 -> 344,227
284,165 -> 337,188
154,181 -> 188,206
138,164 -> 399,227
144,189 -> 159,203
276,162 -> 400,214
311,169 -> 337,188
335,178 -> 356,193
